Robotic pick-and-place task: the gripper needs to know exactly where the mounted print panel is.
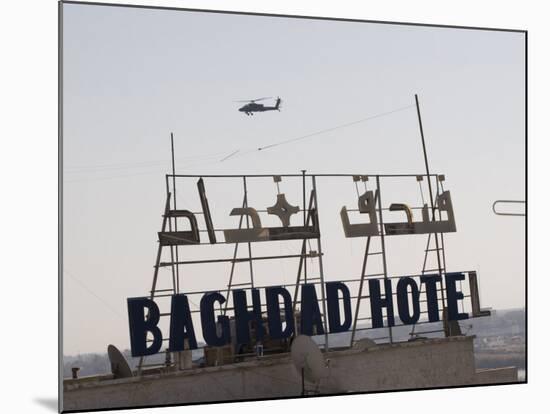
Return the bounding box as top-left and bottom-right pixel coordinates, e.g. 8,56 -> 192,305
60,1 -> 526,412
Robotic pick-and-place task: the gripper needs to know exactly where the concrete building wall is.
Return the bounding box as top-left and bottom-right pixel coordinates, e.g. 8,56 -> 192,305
323,336 -> 478,392
63,336 -> 518,412
474,367 -> 519,384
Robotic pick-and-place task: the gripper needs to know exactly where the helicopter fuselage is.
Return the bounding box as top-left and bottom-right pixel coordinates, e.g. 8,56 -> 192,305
238,97 -> 282,116
239,103 -> 276,114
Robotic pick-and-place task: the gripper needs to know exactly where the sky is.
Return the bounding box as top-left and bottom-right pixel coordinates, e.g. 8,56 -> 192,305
62,3 -> 525,355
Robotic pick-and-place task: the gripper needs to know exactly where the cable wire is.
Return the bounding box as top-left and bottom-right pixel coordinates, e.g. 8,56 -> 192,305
257,104 -> 415,152
63,268 -> 125,320
64,104 -> 415,179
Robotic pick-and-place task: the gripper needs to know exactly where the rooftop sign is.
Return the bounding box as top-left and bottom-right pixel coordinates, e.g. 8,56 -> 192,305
127,173 -> 489,358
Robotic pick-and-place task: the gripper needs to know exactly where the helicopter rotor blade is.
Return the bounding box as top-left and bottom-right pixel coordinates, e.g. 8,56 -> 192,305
234,96 -> 273,103
250,96 -> 273,102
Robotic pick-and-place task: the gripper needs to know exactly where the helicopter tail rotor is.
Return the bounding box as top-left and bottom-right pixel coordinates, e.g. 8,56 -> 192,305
275,97 -> 282,111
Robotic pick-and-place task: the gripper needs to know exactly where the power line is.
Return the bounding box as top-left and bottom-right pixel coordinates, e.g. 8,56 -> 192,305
63,104 -> 415,179
219,104 -> 415,164
64,154 -> 225,174
63,158 -> 221,184
63,168 -> 163,184
219,149 -> 240,162
257,104 -> 415,152
63,268 -> 125,320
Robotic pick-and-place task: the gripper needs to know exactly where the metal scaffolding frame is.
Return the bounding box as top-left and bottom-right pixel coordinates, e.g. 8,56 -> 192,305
136,170 -> 466,373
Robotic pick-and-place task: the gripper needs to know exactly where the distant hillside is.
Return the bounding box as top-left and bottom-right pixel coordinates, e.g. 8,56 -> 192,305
469,308 -> 525,372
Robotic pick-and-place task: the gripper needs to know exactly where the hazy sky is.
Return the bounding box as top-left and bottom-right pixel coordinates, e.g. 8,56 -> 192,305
62,3 -> 525,355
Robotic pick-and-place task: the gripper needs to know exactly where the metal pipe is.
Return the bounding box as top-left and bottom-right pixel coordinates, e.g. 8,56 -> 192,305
243,176 -> 255,288
492,200 -> 525,216
350,190 -> 379,346
170,133 -> 181,294
164,178 -> 177,296
435,179 -> 449,293
375,175 -> 392,343
311,176 -> 329,351
302,170 -> 307,283
167,173 -> 440,178
138,192 -> 172,373
292,190 -> 315,312
159,252 -> 321,267
350,236 -> 371,346
223,195 -> 246,315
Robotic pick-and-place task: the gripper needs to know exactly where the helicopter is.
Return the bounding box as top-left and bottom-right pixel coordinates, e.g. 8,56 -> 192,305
236,97 -> 282,116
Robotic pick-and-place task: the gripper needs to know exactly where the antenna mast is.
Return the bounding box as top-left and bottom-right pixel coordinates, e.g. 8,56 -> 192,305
414,94 -> 447,330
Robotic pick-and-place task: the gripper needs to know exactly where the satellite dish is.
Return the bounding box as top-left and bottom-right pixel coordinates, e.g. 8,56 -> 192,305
107,345 -> 133,379
290,335 -> 328,389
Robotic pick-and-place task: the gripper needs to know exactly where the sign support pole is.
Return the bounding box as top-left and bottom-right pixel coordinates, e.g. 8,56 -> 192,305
414,95 -> 447,327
